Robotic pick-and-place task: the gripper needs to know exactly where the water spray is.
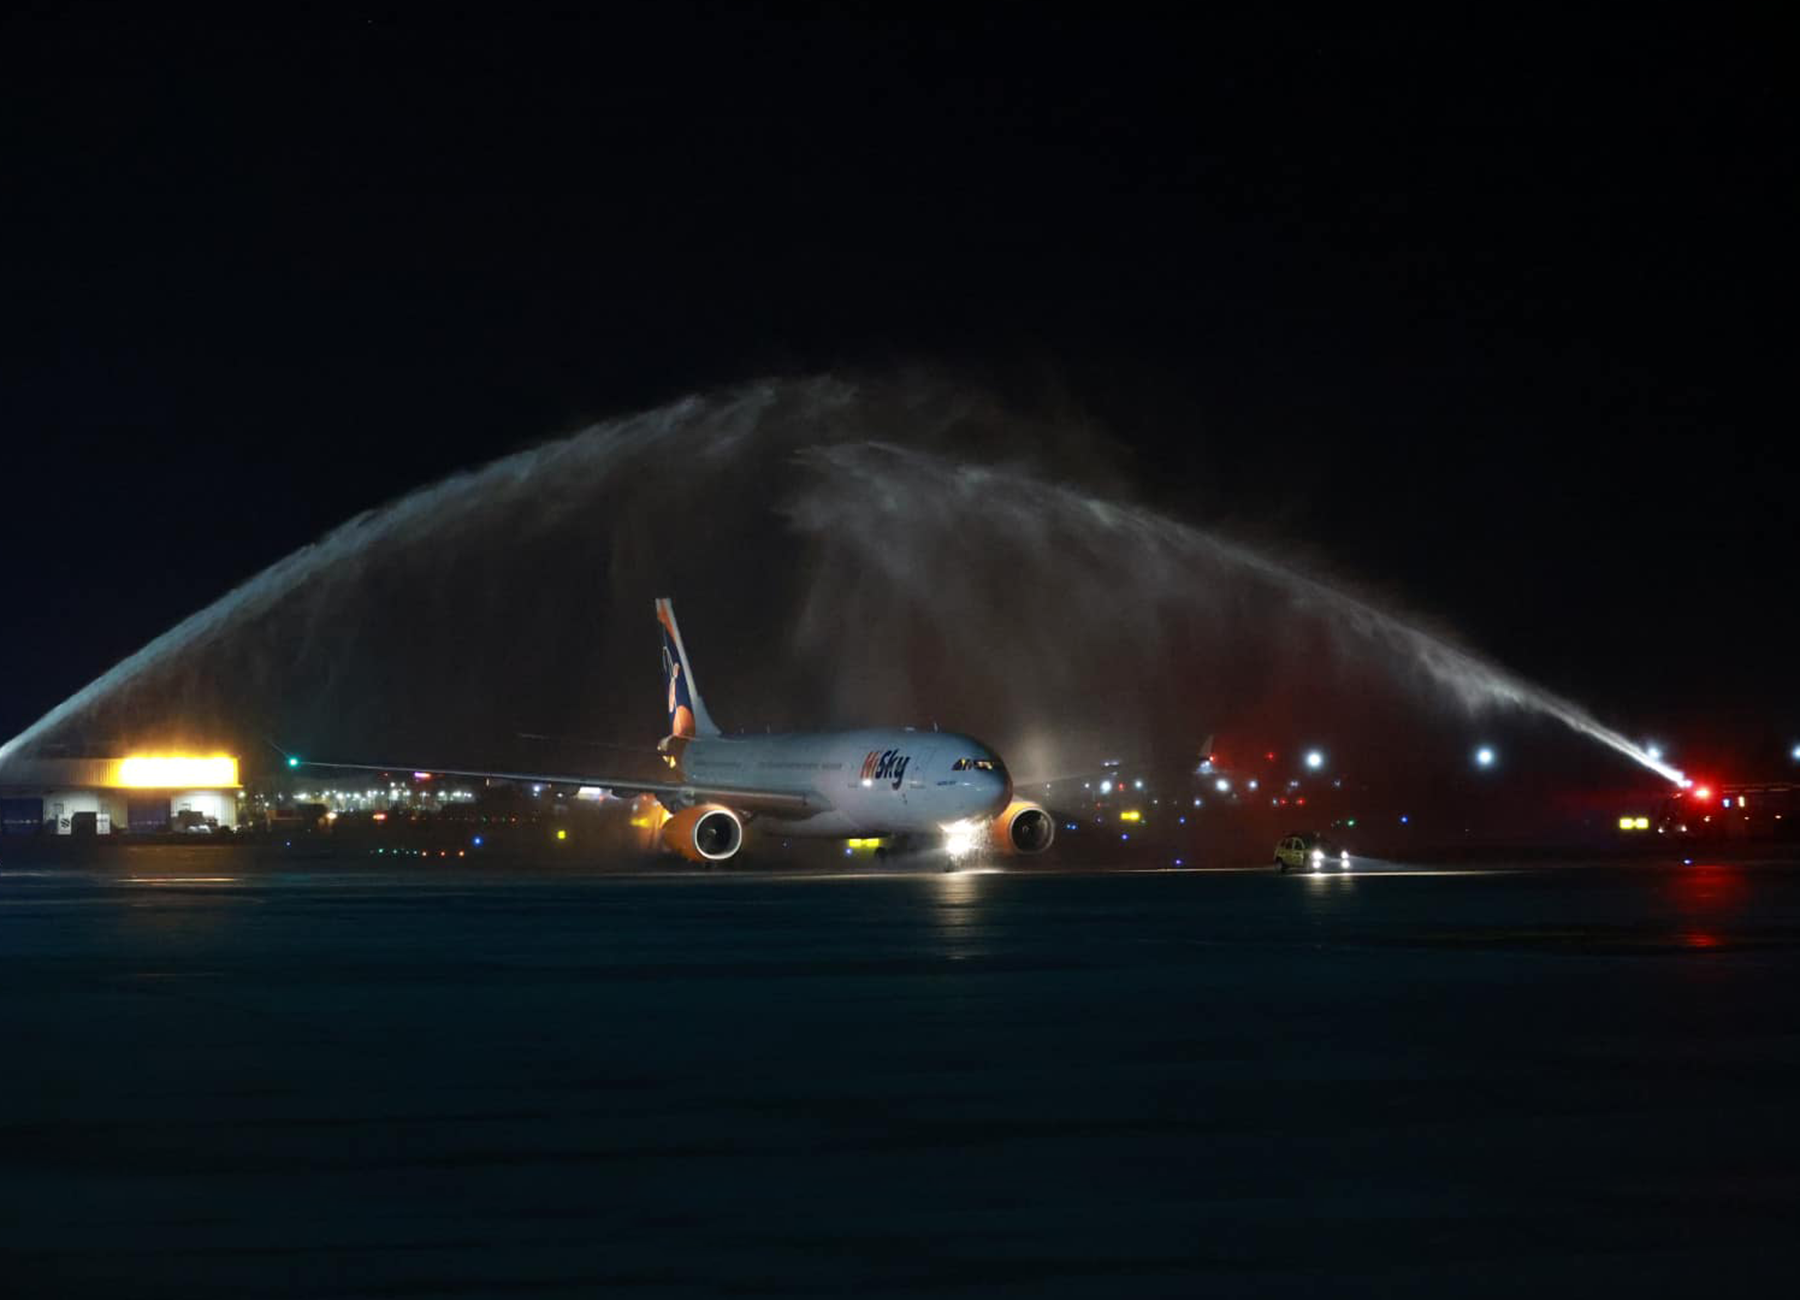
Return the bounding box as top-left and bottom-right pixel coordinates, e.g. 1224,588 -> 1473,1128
0,377 -> 1688,790
789,441 -> 1690,789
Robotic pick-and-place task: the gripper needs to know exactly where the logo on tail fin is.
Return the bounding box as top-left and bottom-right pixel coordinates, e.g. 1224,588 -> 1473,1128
655,598 -> 720,740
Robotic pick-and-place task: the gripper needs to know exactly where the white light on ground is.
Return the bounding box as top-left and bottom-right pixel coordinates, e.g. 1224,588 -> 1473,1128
1475,746 -> 1495,767
942,819 -> 981,861
1214,778 -> 1230,793
1305,750 -> 1324,770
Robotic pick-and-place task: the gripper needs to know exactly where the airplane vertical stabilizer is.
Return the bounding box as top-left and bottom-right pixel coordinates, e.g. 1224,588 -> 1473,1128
655,597 -> 721,739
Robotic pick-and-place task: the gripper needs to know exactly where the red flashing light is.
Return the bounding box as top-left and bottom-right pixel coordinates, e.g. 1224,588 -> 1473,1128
1693,785 -> 1713,802
1265,751 -> 1277,763
1296,797 -> 1306,806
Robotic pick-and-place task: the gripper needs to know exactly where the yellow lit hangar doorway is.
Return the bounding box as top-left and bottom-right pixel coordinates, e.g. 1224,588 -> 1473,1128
0,754 -> 240,836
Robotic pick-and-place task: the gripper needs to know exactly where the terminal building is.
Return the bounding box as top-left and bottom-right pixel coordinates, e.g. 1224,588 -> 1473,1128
0,754 -> 240,836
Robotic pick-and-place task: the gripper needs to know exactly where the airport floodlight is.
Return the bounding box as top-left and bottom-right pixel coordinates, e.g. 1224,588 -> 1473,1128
1304,750 -> 1324,770
1475,746 -> 1495,768
116,755 -> 239,787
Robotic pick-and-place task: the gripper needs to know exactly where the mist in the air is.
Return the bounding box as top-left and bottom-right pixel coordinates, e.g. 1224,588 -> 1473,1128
0,374 -> 1673,810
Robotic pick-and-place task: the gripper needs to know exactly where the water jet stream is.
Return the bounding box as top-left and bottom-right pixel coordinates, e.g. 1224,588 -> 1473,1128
789,441 -> 1685,787
0,383 -> 801,766
0,378 -> 1682,788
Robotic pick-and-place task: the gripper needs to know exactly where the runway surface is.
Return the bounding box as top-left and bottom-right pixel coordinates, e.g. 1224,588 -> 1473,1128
3,848 -> 1799,1297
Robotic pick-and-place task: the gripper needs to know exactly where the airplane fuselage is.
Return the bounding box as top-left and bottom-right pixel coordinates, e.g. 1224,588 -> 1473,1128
678,727 -> 1011,836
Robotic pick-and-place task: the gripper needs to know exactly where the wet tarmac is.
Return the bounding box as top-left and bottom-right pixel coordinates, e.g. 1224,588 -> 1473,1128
3,848 -> 1799,1296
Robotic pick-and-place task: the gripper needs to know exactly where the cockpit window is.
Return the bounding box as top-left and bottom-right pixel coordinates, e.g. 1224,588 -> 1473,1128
951,757 -> 1003,773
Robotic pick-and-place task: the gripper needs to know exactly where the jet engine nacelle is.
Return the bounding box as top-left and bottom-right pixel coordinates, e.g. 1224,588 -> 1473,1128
991,800 -> 1055,855
661,804 -> 745,862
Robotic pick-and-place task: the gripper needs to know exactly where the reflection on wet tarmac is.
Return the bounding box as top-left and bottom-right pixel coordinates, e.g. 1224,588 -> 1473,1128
4,847 -> 1800,1295
120,876 -> 241,885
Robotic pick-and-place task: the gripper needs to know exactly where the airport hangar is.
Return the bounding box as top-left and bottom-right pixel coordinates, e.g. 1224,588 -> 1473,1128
0,754 -> 240,837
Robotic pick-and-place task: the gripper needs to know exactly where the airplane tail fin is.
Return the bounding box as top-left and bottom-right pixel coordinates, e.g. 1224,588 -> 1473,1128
655,598 -> 721,739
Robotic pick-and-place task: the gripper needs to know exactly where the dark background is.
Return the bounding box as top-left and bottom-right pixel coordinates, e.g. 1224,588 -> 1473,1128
2,11 -> 1793,766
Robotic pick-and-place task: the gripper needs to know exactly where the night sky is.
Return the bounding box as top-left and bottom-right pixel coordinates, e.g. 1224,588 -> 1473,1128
2,13 -> 1793,764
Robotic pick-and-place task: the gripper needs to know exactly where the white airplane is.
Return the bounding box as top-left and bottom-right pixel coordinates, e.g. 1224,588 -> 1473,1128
303,598 -> 1053,864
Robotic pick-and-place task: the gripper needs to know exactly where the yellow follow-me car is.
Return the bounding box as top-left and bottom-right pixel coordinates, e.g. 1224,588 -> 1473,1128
1275,833 -> 1351,872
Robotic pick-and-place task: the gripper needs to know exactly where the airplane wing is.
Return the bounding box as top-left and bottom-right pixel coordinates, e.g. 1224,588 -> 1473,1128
295,759 -> 821,816
278,601 -> 834,820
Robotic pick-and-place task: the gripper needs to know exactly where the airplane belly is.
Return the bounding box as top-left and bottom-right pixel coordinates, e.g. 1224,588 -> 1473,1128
768,803 -> 939,839
765,810 -> 858,838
